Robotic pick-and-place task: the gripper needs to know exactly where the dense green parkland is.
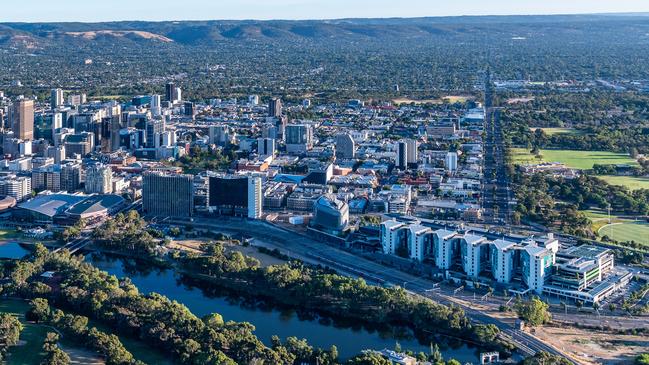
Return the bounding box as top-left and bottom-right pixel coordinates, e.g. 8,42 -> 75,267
0,299 -> 170,365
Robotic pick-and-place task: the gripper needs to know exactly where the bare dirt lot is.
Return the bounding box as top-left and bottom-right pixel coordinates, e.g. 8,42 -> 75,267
533,325 -> 647,365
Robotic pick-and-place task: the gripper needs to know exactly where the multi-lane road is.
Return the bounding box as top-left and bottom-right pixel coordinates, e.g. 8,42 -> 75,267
482,107 -> 512,225
168,217 -> 577,362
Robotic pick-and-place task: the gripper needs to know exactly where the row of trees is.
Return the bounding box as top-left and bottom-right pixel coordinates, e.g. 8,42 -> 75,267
41,332 -> 71,365
175,243 -> 504,350
0,313 -> 22,362
28,298 -> 138,365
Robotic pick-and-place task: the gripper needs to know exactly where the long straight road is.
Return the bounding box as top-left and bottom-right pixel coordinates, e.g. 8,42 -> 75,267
483,107 -> 511,224
482,69 -> 511,225
170,217 -> 577,362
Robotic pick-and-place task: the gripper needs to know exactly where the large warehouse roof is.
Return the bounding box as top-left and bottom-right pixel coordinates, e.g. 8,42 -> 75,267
18,194 -> 85,218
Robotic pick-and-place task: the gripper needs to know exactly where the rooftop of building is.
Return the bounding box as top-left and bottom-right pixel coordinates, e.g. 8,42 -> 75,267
66,194 -> 125,216
18,193 -> 86,218
524,245 -> 550,257
382,220 -> 405,230
434,228 -> 456,239
492,238 -> 517,250
560,244 -> 611,260
315,194 -> 347,211
463,232 -> 486,245
557,257 -> 598,273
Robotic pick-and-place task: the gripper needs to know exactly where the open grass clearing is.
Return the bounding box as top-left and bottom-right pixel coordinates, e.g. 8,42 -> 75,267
511,148 -> 638,170
527,127 -> 585,136
596,175 -> 649,191
392,98 -> 442,105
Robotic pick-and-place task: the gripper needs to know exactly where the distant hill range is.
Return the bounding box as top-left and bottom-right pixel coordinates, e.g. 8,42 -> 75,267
2,13 -> 649,48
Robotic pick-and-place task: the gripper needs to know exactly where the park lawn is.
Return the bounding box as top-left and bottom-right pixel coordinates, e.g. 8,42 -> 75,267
511,148 -> 638,170
597,175 -> 649,191
598,221 -> 649,247
582,209 -> 610,220
528,127 -> 585,136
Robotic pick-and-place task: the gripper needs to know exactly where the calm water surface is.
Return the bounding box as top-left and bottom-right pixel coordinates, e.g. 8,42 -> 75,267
87,253 -> 483,362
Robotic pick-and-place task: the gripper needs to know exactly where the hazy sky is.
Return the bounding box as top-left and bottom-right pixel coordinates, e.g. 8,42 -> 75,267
3,0 -> 649,22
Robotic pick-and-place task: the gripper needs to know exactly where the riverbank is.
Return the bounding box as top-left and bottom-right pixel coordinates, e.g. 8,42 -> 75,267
86,252 -> 485,362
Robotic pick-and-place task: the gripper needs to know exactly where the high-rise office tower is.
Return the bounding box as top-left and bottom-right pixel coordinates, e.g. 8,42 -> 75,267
143,172 -> 195,217
174,87 -> 182,103
395,140 -> 408,170
145,120 -> 164,148
335,133 -> 356,159
46,145 -> 66,164
183,102 -> 195,118
61,162 -> 82,193
67,94 -> 86,106
85,164 -> 113,194
285,124 -> 313,154
50,113 -> 63,134
209,125 -> 232,146
275,116 -> 287,141
165,83 -> 175,102
100,115 -> 122,153
10,99 -> 34,141
208,175 -> 263,219
261,123 -> 278,139
405,139 -> 418,165
268,98 -> 282,118
248,95 -> 259,106
64,132 -> 94,158
150,94 -> 162,116
257,137 -> 276,157
51,88 -> 64,109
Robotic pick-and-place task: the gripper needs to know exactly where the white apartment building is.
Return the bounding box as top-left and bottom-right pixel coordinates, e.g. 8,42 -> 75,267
247,176 -> 263,219
380,220 -> 406,255
408,224 -> 431,261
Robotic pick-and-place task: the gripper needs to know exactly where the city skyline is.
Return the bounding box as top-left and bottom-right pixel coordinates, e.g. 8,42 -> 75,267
2,0 -> 649,23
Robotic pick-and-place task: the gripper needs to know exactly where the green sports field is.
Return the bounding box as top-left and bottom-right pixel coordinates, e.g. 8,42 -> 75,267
598,221 -> 649,247
511,148 -> 638,170
597,175 -> 649,191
